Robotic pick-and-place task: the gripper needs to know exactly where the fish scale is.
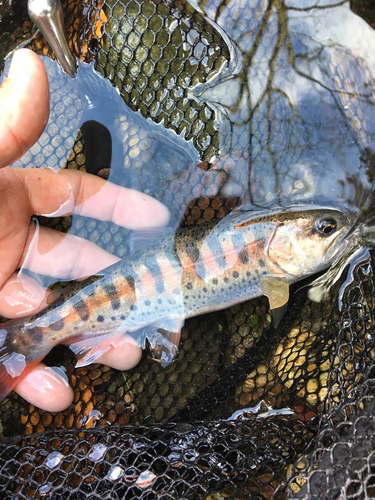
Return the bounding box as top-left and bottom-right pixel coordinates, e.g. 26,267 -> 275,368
0,206 -> 357,404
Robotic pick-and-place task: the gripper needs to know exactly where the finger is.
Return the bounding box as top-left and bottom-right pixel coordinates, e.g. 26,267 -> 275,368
14,335 -> 142,411
14,364 -> 74,412
0,272 -> 52,318
0,49 -> 49,168
20,225 -> 121,281
96,334 -> 142,371
13,168 -> 170,229
0,220 -> 121,318
0,168 -> 169,290
0,168 -> 32,292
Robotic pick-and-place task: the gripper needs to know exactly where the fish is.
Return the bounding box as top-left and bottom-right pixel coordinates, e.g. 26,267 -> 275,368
0,205 -> 357,402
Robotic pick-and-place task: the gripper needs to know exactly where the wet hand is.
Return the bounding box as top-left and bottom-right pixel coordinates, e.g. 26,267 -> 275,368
0,49 -> 170,411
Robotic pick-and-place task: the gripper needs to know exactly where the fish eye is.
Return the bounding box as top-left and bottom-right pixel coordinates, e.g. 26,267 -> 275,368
314,217 -> 337,236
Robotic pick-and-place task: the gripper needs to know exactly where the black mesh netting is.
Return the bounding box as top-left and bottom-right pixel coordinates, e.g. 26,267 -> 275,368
1,0 -> 375,498
1,255 -> 375,499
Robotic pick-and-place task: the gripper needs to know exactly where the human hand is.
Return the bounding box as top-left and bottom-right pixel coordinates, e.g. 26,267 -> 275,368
0,49 -> 170,411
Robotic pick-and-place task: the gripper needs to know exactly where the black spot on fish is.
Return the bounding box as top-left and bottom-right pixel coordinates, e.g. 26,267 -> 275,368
97,315 -> 104,323
246,271 -> 251,277
73,299 -> 90,322
233,271 -> 239,278
259,259 -> 265,268
111,316 -> 116,321
224,277 -> 229,283
185,295 -> 189,299
186,282 -> 193,290
50,319 -> 65,331
120,316 -> 125,320
144,300 -> 151,306
212,278 -> 218,285
158,299 -> 162,304
239,248 -> 249,264
203,287 -> 208,293
130,305 -> 137,311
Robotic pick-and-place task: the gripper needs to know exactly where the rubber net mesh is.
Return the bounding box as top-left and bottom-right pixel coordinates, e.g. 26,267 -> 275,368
0,0 -> 375,498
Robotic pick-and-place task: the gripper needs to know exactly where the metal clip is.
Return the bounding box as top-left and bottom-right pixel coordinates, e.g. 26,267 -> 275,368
28,0 -> 77,77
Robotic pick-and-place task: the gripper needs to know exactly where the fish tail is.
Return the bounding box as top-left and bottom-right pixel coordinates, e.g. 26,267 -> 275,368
0,325 -> 45,402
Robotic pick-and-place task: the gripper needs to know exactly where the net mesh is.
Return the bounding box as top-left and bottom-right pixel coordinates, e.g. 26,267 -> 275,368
0,0 -> 375,499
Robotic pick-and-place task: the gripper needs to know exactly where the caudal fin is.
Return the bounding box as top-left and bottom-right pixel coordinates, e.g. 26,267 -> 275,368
0,332 -> 40,402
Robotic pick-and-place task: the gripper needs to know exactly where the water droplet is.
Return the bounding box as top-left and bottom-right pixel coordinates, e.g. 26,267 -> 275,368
88,443 -> 107,461
38,484 -> 53,496
135,470 -> 156,488
45,451 -> 64,469
106,465 -> 124,481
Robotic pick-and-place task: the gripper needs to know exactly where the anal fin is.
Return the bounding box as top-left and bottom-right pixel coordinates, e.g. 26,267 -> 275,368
69,332 -> 129,367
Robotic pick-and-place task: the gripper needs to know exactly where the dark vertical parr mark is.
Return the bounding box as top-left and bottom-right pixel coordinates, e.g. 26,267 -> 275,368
73,299 -> 90,321
104,283 -> 121,310
119,272 -> 137,309
184,241 -> 200,263
50,319 -> 65,331
238,248 -> 249,264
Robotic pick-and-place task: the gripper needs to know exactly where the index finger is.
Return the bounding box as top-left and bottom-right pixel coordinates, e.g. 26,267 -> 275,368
0,49 -> 49,168
14,167 -> 170,229
0,167 -> 169,290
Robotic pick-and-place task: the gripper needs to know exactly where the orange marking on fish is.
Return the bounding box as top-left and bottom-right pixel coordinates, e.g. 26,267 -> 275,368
133,264 -> 157,300
156,255 -> 183,296
196,242 -> 223,280
220,237 -> 240,270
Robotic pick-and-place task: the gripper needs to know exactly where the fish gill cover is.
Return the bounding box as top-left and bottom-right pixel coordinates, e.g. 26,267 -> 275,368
1,0 -> 375,498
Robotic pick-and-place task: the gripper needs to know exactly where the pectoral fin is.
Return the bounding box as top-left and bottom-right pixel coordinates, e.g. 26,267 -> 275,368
260,275 -> 289,327
145,317 -> 184,367
271,303 -> 288,328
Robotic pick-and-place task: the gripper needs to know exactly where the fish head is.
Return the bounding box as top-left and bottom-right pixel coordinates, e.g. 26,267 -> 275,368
266,207 -> 356,278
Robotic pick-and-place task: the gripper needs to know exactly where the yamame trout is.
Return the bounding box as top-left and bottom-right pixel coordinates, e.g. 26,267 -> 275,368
0,206 -> 357,401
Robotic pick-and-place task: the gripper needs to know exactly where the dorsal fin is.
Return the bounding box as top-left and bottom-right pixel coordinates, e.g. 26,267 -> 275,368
129,227 -> 175,255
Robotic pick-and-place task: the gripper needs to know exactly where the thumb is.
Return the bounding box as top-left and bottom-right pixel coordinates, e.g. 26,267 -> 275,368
0,49 -> 49,168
